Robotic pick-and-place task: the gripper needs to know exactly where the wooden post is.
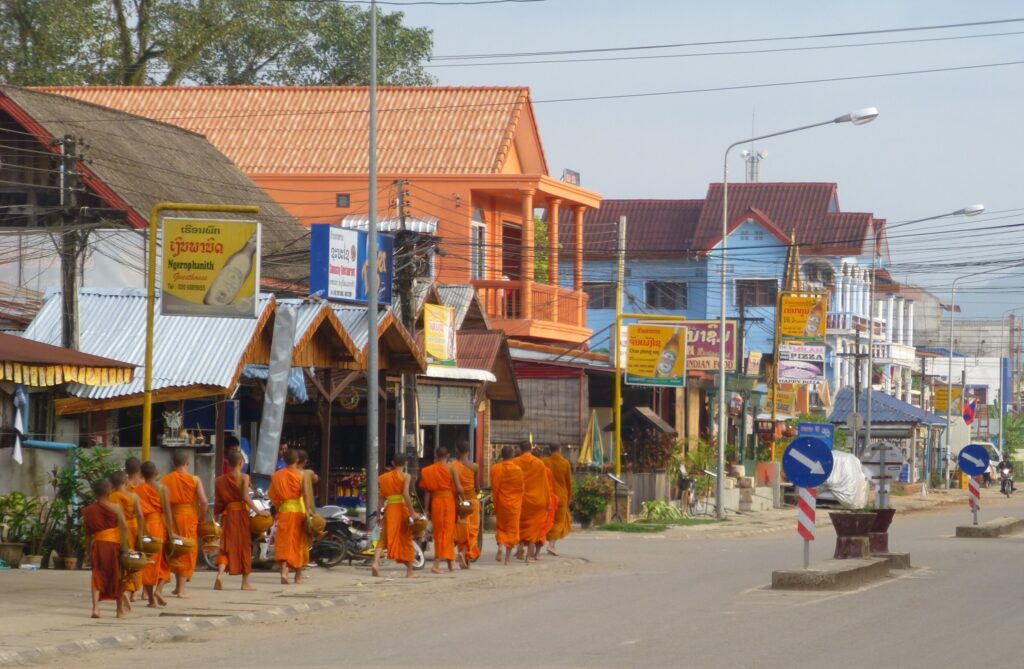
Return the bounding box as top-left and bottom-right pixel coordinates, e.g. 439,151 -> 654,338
214,394 -> 226,481
521,189 -> 535,319
318,370 -> 333,506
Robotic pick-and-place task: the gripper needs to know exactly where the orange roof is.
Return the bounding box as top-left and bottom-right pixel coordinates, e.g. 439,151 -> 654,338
41,86 -> 545,176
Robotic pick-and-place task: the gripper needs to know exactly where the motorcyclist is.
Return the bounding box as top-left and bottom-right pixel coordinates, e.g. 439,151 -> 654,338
998,455 -> 1015,492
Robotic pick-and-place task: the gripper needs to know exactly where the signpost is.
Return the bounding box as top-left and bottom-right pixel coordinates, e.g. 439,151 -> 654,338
782,436 -> 835,568
958,443 -> 990,526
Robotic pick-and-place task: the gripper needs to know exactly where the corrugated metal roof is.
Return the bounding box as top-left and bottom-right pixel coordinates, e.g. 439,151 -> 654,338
342,216 -> 438,234
829,387 -> 945,425
22,288 -> 273,399
43,86 -> 534,175
559,199 -> 704,255
436,284 -> 489,330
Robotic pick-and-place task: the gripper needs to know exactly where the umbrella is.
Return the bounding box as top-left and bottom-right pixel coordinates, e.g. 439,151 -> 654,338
12,385 -> 25,465
578,410 -> 604,468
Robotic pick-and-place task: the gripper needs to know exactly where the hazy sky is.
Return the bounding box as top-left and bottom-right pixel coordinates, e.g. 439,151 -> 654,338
398,0 -> 1022,316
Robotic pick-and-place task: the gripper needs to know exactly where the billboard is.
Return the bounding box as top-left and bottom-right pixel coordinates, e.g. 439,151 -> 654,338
934,386 -> 963,413
424,304 -> 457,366
625,324 -> 687,387
778,343 -> 826,384
777,292 -> 828,341
310,224 -> 394,304
625,320 -> 737,371
160,218 -> 260,318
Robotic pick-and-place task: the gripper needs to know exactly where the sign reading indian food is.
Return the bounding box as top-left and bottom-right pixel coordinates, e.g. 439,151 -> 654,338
625,324 -> 687,387
777,292 -> 828,341
161,218 -> 260,318
424,304 -> 457,366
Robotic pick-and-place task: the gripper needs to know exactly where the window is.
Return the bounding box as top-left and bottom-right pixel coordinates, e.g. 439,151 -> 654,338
740,229 -> 750,241
471,222 -> 486,280
583,282 -> 615,309
735,278 -> 777,307
645,281 -> 687,310
754,230 -> 764,241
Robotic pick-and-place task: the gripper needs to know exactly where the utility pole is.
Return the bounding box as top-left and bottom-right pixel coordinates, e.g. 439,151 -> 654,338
837,329 -> 869,456
366,0 -> 380,511
58,134 -> 83,350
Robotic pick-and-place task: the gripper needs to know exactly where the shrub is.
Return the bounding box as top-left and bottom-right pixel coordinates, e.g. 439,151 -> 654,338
571,475 -> 614,521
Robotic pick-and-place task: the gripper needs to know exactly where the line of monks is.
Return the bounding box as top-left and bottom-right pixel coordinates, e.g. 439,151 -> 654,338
372,440 -> 574,577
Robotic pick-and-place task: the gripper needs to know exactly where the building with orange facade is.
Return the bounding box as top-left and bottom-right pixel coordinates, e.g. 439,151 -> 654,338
47,86 -> 602,345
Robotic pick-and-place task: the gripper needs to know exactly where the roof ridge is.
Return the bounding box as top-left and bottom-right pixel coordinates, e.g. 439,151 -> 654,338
43,85 -> 532,93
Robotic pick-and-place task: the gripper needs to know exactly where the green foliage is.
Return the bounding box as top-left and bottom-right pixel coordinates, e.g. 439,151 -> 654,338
1000,412 -> 1024,459
533,216 -> 551,283
0,492 -> 40,544
48,447 -> 122,555
639,500 -> 682,523
0,1 -> 434,86
597,522 -> 667,533
571,475 -> 613,521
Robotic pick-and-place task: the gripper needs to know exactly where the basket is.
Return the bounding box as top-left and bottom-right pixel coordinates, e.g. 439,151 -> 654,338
249,514 -> 273,535
456,500 -> 473,519
139,536 -> 163,555
165,537 -> 195,560
307,514 -> 326,539
199,520 -> 221,539
121,551 -> 149,572
409,517 -> 428,539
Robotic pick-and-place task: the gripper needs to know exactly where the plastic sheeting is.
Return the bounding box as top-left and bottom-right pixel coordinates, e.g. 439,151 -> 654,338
253,306 -> 297,475
818,451 -> 869,509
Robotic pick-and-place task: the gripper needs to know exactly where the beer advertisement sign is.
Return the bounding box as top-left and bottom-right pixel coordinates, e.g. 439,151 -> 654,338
424,304 -> 457,367
626,320 -> 737,371
933,386 -> 963,413
161,218 -> 260,318
625,324 -> 687,387
777,292 -> 828,341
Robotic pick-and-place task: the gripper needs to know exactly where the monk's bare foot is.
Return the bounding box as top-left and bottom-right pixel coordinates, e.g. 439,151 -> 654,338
294,575 -> 304,584
116,609 -> 127,619
147,601 -> 158,608
495,549 -> 502,562
431,567 -> 442,574
91,608 -> 100,619
458,553 -> 468,569
371,564 -> 381,578
280,576 -> 290,585
122,595 -> 132,612
154,593 -> 167,607
241,583 -> 256,591
546,547 -> 559,556
214,576 -> 223,590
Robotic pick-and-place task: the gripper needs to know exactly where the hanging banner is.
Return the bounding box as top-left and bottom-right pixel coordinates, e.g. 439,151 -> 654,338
777,292 -> 829,342
161,218 -> 260,318
933,386 -> 963,413
778,343 -> 826,384
309,223 -> 394,305
746,351 -> 763,376
424,304 -> 457,366
625,324 -> 687,387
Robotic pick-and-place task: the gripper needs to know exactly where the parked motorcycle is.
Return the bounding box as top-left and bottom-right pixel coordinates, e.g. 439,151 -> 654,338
348,510 -> 426,570
999,464 -> 1014,497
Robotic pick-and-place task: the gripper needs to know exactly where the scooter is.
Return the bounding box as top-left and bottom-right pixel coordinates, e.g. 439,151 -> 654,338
999,464 -> 1014,497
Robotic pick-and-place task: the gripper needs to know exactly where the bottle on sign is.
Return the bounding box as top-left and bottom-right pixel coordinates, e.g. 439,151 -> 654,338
803,298 -> 825,337
655,330 -> 682,377
204,233 -> 257,306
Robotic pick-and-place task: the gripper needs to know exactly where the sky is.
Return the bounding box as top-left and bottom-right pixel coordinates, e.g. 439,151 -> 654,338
395,0 -> 1023,317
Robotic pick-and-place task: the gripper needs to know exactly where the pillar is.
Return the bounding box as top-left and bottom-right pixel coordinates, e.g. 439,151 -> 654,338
573,205 -> 586,326
895,296 -> 905,346
521,189 -> 535,319
547,198 -> 561,285
906,300 -> 914,346
886,295 -> 895,342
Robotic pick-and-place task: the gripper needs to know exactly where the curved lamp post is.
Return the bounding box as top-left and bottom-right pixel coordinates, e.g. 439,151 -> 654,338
717,108 -> 878,519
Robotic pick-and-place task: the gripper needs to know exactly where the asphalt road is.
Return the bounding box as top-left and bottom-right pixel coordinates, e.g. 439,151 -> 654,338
56,495 -> 1024,669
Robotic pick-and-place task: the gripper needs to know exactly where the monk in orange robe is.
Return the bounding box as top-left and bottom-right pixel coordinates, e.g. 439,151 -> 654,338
514,441 -> 551,562
542,444 -> 574,555
162,450 -> 209,598
296,449 -> 319,568
372,453 -> 422,578
82,479 -> 128,619
537,466 -> 558,557
453,440 -> 480,568
268,448 -> 307,584
215,450 -> 268,591
125,457 -> 144,492
419,446 -> 463,574
490,445 -> 524,565
137,460 -> 173,607
109,471 -> 144,611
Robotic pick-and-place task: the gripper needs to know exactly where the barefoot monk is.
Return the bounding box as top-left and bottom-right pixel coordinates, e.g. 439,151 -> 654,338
215,450 -> 268,591
162,450 -> 208,599
419,446 -> 462,574
514,442 -> 550,562
268,449 -> 306,584
490,446 -> 524,565
82,479 -> 128,619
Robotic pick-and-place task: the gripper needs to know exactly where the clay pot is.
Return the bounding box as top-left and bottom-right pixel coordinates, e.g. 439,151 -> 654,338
828,511 -> 875,560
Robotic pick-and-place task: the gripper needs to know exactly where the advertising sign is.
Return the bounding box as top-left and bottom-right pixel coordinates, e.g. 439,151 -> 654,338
625,324 -> 687,387
764,388 -> 796,415
778,292 -> 828,341
310,224 -> 394,305
778,343 -> 826,384
933,386 -> 963,413
630,320 -> 737,371
424,304 -> 457,367
745,351 -> 763,376
161,218 -> 260,318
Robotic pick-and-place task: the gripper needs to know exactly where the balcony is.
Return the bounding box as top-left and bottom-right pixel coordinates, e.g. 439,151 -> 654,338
827,312 -> 884,338
872,341 -> 917,366
473,279 -> 591,344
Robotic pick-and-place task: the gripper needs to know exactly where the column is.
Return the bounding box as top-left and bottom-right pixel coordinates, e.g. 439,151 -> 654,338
573,205 -> 586,327
886,295 -> 895,342
895,296 -> 905,346
521,189 -> 535,319
906,300 -> 915,346
905,367 -> 913,403
547,198 -> 561,285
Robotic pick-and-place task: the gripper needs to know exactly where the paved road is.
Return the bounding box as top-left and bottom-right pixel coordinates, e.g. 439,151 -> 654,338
56,495 -> 1024,669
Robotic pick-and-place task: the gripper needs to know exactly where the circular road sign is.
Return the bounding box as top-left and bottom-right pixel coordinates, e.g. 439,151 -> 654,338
957,443 -> 991,477
782,436 -> 835,489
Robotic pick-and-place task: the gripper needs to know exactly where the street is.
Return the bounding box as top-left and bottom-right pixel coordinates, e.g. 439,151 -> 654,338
46,494 -> 1024,669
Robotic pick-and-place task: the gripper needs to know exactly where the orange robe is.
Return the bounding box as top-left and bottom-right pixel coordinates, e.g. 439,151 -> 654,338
420,462 -> 456,561
543,453 -> 574,541
539,468 -> 558,543
137,482 -> 170,585
82,502 -> 123,602
379,469 -> 415,563
490,460 -> 524,549
162,471 -> 200,579
269,467 -> 306,570
453,461 -> 481,561
215,473 -> 251,576
109,490 -> 141,592
514,452 -> 551,544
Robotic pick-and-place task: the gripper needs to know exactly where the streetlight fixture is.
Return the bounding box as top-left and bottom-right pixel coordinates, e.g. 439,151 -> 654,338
716,107 -> 878,519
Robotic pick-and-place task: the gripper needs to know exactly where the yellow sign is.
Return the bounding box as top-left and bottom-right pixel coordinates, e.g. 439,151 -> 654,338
161,218 -> 260,318
764,388 -> 796,415
933,386 -> 963,413
778,292 -> 828,340
625,324 -> 687,387
424,304 -> 457,366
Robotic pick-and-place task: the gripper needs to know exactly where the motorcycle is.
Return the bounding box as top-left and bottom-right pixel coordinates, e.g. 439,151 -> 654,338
348,510 -> 426,570
999,464 -> 1014,497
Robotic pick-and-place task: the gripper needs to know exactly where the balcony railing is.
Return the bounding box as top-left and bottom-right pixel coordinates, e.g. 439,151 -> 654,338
872,341 -> 916,364
473,279 -> 589,340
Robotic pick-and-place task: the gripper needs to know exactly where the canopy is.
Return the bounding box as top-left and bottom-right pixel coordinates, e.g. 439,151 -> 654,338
0,332 -> 134,387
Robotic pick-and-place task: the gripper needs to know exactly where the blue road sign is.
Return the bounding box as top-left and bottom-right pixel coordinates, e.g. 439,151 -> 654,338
783,436 -> 835,488
957,443 -> 991,476
797,422 -> 835,449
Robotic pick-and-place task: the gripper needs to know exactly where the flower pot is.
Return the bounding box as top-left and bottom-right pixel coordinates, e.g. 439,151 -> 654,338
0,541 -> 24,568
579,517 -> 593,530
828,512 -> 875,559
869,508 -> 896,554
61,556 -> 79,570
22,554 -> 43,569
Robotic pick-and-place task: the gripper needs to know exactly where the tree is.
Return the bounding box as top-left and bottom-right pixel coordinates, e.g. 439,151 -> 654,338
0,0 -> 434,86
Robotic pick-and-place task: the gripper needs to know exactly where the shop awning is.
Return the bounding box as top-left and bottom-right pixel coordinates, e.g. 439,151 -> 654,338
0,332 -> 135,387
423,365 -> 496,383
604,406 -> 678,436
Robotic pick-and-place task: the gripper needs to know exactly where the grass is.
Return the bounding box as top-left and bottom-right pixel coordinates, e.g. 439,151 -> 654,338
597,522 -> 668,533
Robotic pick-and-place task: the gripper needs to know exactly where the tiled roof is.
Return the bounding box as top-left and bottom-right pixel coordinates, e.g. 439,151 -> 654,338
42,86 -> 537,175
558,199 -> 703,256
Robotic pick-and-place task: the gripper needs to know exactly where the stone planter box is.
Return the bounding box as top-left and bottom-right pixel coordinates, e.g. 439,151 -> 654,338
869,508 -> 896,554
829,512 -> 875,559
0,541 -> 24,568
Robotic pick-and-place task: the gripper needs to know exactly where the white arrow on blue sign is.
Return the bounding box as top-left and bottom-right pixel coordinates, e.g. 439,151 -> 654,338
783,436 -> 835,488
957,443 -> 991,477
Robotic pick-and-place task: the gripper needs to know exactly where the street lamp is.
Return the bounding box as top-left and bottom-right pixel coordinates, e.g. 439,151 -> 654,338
717,107 -> 878,519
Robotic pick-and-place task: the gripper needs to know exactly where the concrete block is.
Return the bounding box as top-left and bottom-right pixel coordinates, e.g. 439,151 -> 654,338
737,476 -> 754,488
724,477 -> 737,490
956,516 -> 1024,538
772,558 -> 890,591
731,465 -> 746,478
876,552 -> 912,569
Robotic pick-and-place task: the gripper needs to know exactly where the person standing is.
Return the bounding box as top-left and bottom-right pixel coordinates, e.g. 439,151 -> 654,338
162,450 -> 209,599
453,440 -> 480,569
222,436 -> 247,476
268,449 -> 307,584
125,457 -> 144,492
82,479 -> 128,619
542,444 -> 574,556
490,446 -> 524,565
214,450 -> 268,591
109,471 -> 144,609
372,453 -> 422,578
137,461 -> 173,607
295,449 -> 319,568
419,446 -> 463,574
514,441 -> 551,562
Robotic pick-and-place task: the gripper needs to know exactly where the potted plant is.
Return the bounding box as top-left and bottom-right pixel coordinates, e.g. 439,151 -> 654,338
571,475 -> 614,528
828,509 -> 876,559
0,492 -> 40,567
47,446 -> 121,569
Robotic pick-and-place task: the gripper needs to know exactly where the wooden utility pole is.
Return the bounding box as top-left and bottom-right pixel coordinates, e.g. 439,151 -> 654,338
58,135 -> 83,350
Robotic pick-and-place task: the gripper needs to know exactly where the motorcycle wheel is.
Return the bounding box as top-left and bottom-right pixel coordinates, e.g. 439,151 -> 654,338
313,532 -> 349,569
200,536 -> 220,571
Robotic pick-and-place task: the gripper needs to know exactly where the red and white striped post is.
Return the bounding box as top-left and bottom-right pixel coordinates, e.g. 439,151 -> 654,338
797,487 -> 817,569
968,476 -> 980,525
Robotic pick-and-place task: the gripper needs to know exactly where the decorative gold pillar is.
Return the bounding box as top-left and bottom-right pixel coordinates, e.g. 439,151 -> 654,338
521,189 -> 535,319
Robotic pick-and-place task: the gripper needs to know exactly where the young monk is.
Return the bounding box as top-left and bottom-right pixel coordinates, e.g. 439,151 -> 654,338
535,463 -> 558,561
162,450 -> 209,599
82,479 -> 128,619
109,471 -> 145,610
268,449 -> 307,584
490,446 -> 524,565
419,446 -> 463,574
372,453 -> 422,578
453,440 -> 480,569
125,457 -> 144,492
514,441 -> 551,563
214,450 -> 268,591
137,461 -> 173,607
295,449 -> 318,568
543,444 -> 574,556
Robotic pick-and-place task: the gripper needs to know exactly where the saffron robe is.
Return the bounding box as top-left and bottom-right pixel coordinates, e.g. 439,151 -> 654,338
453,461 -> 481,560
215,473 -> 251,576
162,471 -> 200,579
514,452 -> 551,544
136,482 -> 170,585
379,469 -> 415,563
109,490 -> 142,592
420,462 -> 457,561
543,453 -> 574,541
539,467 -> 558,543
82,502 -> 123,602
490,460 -> 524,548
268,467 -> 306,569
